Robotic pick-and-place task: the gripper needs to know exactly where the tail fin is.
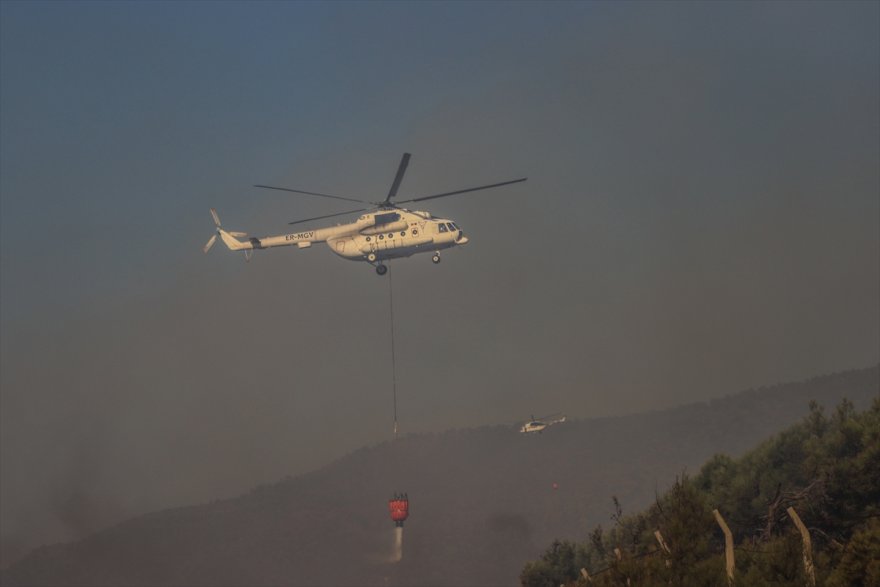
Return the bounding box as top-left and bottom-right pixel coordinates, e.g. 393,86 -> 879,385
219,229 -> 252,251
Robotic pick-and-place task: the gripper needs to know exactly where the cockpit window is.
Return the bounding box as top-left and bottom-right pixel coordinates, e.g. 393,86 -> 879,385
438,223 -> 448,233
449,222 -> 458,230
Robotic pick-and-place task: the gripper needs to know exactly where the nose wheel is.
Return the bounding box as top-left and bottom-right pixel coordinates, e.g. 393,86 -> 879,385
432,253 -> 441,264
375,264 -> 388,276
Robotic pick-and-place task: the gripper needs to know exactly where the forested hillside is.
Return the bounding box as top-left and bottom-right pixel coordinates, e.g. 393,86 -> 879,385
521,397 -> 880,586
3,366 -> 877,586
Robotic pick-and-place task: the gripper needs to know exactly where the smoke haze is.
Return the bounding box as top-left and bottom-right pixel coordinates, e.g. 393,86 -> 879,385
1,0 -> 878,568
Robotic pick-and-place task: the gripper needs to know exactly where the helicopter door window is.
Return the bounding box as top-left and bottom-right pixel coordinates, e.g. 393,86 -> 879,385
438,223 -> 448,233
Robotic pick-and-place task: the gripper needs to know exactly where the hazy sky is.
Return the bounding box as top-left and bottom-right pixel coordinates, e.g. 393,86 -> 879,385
1,0 -> 878,566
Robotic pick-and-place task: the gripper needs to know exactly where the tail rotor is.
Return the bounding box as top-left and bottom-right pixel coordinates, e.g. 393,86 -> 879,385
204,208 -> 248,254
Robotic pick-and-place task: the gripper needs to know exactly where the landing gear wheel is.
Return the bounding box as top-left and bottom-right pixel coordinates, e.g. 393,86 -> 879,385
367,253 -> 377,262
376,264 -> 388,276
432,254 -> 441,264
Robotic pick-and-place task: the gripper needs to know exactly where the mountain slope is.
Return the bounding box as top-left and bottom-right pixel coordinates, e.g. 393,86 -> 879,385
3,366 -> 877,586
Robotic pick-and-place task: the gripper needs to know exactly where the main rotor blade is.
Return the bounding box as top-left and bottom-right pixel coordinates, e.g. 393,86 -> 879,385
288,207 -> 369,226
383,153 -> 411,205
254,184 -> 371,204
395,177 -> 527,205
210,208 -> 221,228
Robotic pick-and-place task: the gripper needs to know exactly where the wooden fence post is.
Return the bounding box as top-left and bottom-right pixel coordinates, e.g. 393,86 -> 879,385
712,509 -> 735,586
654,530 -> 672,567
786,506 -> 816,587
612,548 -> 630,586
654,530 -> 671,554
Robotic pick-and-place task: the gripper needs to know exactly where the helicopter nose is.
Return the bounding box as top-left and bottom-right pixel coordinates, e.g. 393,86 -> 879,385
455,230 -> 469,244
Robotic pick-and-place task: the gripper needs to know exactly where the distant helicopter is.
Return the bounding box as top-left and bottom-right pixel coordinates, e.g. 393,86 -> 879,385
520,414 -> 566,434
203,153 -> 527,275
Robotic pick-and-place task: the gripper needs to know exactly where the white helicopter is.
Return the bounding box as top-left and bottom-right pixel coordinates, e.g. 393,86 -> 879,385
520,414 -> 567,434
203,153 -> 527,275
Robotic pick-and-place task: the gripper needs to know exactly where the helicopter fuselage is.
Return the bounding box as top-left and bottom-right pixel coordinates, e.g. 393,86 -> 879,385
219,209 -> 469,266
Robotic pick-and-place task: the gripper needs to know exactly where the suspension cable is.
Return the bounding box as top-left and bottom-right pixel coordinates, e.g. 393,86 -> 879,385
388,270 -> 399,439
